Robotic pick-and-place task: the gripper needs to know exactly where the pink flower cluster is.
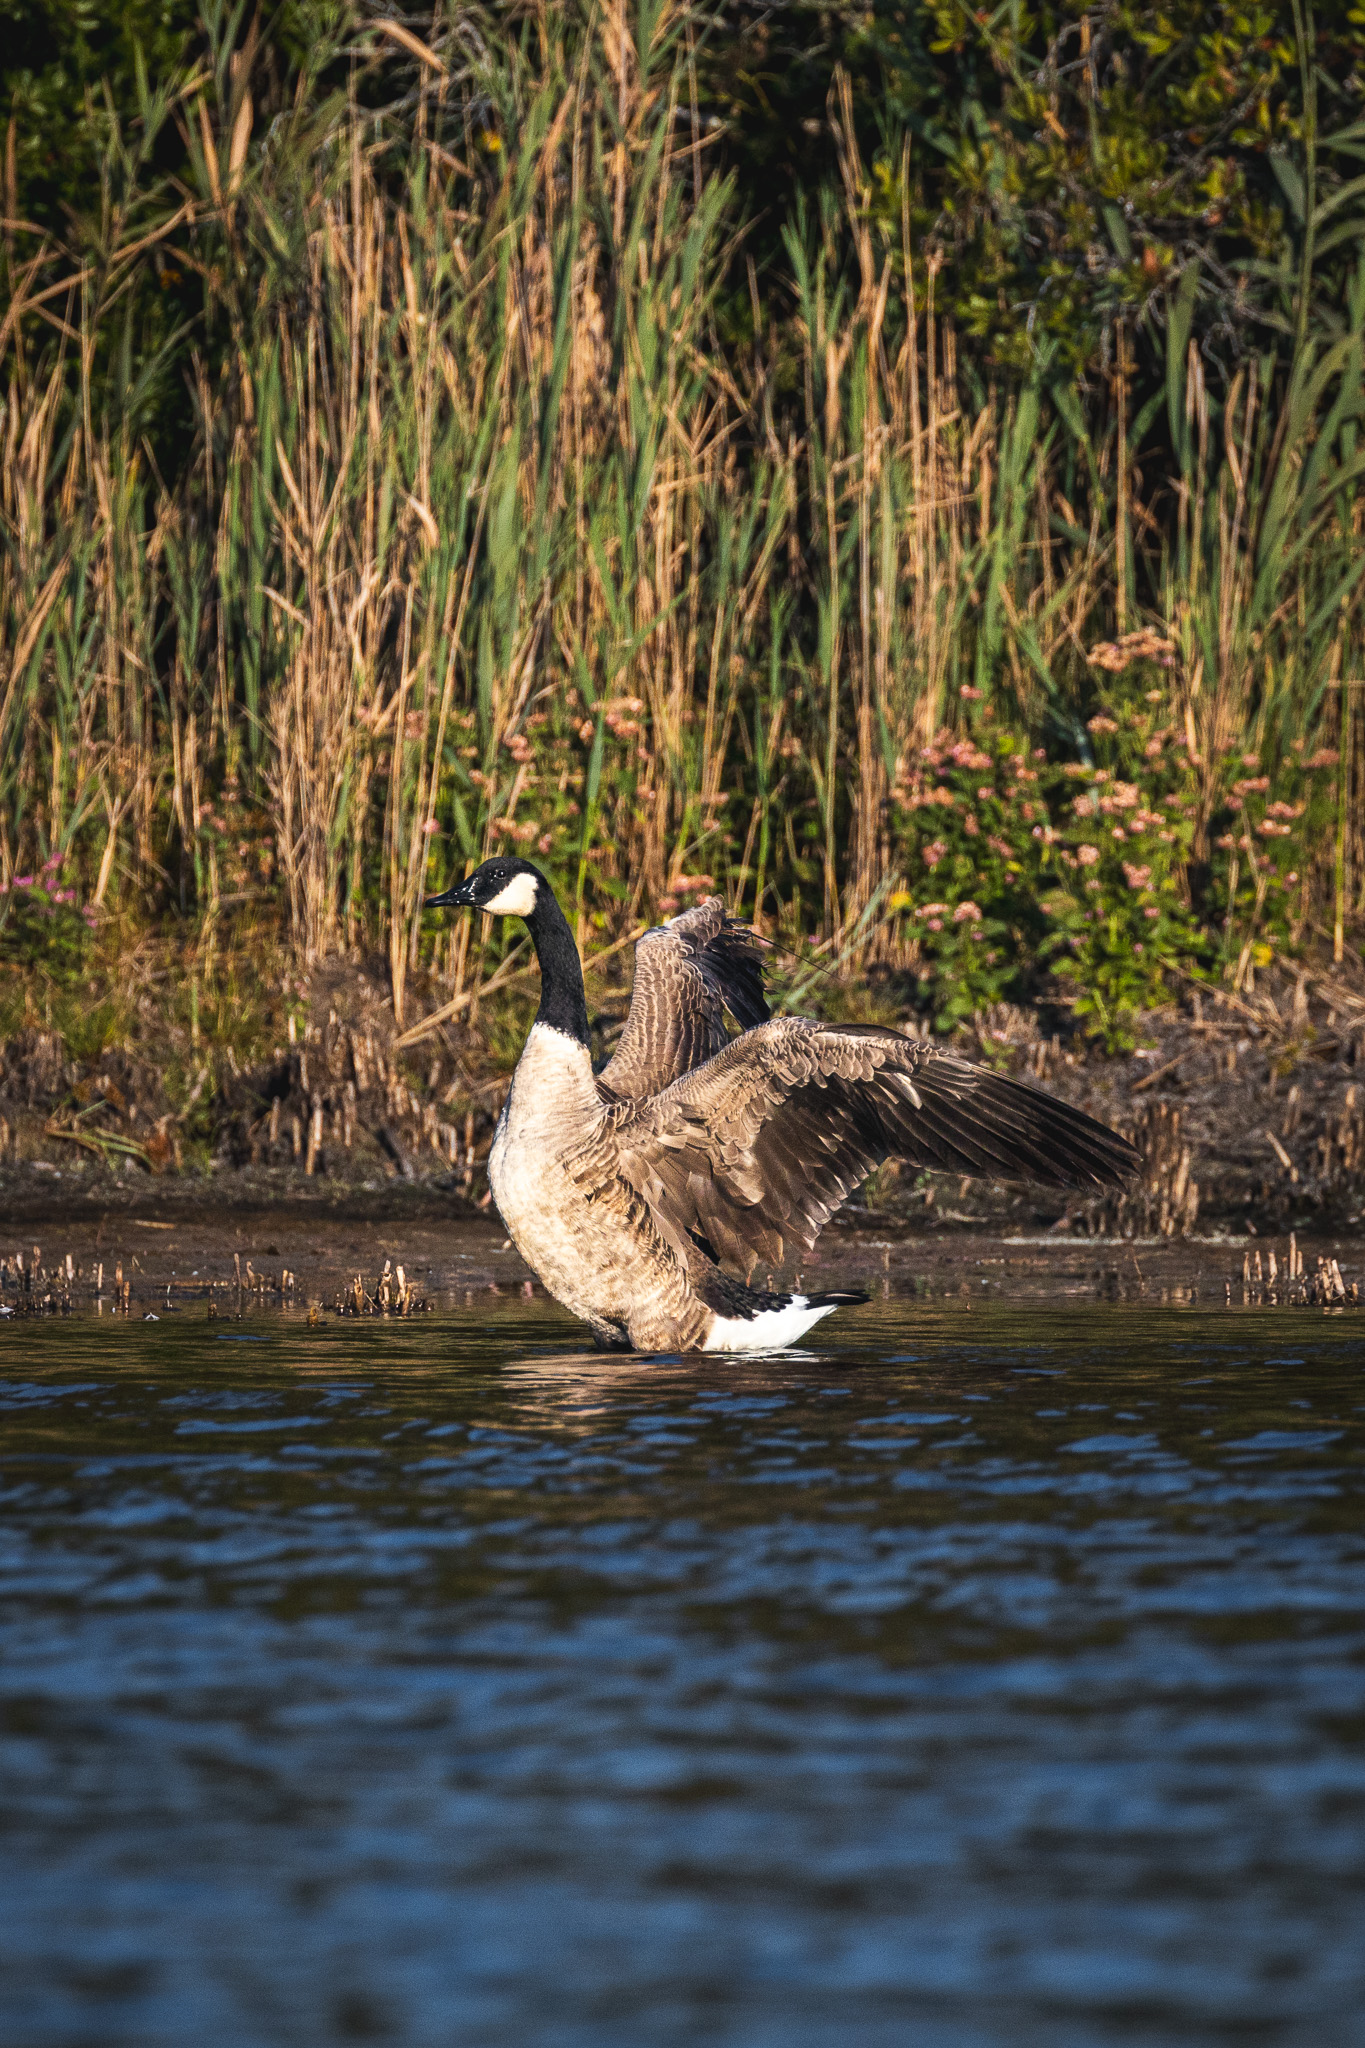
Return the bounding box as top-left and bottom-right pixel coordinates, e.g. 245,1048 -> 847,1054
910,899 -> 982,933
657,874 -> 715,916
0,850 -> 97,926
917,731 -> 994,774
603,697 -> 645,740
1096,781 -> 1140,812
2,852 -> 71,896
1086,628 -> 1177,672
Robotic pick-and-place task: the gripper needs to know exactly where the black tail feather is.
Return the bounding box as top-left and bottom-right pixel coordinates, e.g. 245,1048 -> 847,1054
698,1269 -> 868,1320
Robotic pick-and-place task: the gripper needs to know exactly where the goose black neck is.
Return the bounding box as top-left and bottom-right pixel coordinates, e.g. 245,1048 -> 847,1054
526,886 -> 589,1046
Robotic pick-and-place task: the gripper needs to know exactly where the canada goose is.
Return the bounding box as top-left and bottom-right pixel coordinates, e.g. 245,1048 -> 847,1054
426,858 -> 1139,1353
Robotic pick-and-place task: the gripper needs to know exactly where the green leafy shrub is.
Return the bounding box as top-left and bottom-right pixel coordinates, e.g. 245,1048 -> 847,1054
1037,717 -> 1206,1051
700,0 -> 1365,377
889,708 -> 1052,1029
889,661 -> 1342,1048
0,859 -> 95,986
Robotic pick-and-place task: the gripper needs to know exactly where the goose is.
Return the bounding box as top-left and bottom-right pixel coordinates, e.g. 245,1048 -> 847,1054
425,858 -> 1139,1353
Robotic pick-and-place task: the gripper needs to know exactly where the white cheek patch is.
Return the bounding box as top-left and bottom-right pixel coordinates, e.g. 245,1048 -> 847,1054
482,873 -> 539,916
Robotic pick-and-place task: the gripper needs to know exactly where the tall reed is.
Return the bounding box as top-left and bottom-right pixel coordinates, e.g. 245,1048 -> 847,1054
1,3 -> 1361,1028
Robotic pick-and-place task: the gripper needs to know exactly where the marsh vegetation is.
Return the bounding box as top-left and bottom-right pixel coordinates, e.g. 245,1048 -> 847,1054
1,0 -> 1363,1166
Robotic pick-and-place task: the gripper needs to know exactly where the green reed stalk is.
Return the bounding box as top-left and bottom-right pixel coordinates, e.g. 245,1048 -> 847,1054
1,0 -> 1361,1028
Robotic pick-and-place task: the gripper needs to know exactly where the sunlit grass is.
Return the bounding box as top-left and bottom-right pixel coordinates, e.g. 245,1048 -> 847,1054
0,1 -> 1359,1056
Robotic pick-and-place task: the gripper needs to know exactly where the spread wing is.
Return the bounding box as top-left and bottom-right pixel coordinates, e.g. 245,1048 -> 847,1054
597,897 -> 770,1102
600,1018 -> 1138,1274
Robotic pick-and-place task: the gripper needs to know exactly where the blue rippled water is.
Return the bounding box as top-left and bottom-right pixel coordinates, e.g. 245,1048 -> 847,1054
1,1297 -> 1364,2046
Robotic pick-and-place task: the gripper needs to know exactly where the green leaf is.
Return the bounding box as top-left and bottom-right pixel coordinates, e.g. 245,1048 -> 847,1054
1270,152 -> 1306,225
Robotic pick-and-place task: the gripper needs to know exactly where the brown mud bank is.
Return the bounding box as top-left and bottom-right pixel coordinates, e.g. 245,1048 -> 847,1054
0,1208 -> 1359,1327
1,955 -> 1364,1253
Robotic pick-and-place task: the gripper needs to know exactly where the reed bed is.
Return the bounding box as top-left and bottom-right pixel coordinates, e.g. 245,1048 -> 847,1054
2,2 -> 1363,1046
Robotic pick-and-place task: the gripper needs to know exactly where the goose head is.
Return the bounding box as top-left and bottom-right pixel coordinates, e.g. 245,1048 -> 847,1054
425,856 -> 546,920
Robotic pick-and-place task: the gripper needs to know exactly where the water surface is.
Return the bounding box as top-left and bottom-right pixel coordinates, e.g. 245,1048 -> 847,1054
2,1296 -> 1364,2046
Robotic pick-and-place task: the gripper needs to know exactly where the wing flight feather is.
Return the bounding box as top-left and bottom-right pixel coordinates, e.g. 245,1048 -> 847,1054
602,1018 -> 1139,1275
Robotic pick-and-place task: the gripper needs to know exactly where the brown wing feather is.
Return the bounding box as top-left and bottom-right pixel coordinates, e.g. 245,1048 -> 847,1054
605,1018 -> 1139,1275
598,898 -> 770,1102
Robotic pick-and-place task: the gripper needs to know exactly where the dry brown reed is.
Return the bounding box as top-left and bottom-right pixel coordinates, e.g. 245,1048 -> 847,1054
1,3 -> 1361,1025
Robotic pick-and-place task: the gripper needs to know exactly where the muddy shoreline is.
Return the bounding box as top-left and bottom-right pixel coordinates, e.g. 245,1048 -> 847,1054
3,958 -> 1363,1290
1,1200 -> 1359,1327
